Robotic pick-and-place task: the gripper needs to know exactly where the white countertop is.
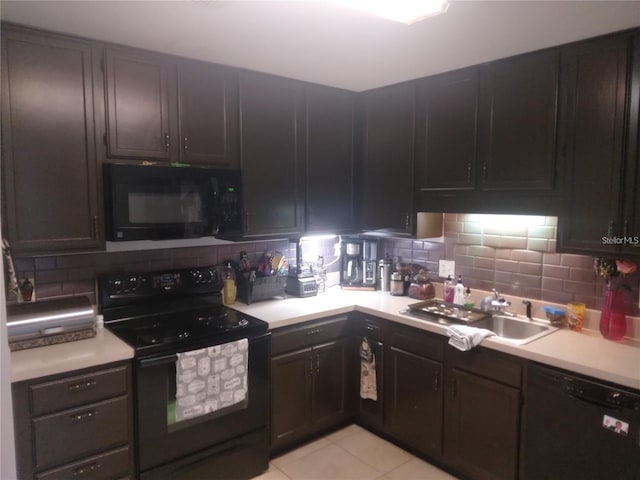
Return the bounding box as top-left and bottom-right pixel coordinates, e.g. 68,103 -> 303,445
10,287 -> 639,390
231,287 -> 640,390
10,327 -> 134,383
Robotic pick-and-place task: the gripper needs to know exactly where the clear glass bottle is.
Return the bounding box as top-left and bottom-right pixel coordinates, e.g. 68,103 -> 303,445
223,262 -> 236,305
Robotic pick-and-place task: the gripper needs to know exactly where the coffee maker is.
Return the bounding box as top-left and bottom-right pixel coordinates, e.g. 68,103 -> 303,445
285,240 -> 318,298
340,239 -> 378,290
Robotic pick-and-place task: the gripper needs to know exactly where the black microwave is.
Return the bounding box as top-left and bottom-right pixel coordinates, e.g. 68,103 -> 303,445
104,163 -> 243,241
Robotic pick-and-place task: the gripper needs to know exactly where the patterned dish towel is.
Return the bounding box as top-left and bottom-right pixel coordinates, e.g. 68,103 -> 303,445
360,337 -> 377,401
175,338 -> 248,423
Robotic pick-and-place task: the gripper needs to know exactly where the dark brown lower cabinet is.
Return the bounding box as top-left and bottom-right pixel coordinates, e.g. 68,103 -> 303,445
12,361 -> 134,480
386,347 -> 443,458
444,348 -> 524,480
352,316 -> 384,431
384,324 -> 445,459
271,331 -> 351,453
270,314 -> 529,480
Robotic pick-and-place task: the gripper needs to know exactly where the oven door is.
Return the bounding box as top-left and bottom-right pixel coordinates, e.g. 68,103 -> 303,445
135,331 -> 270,472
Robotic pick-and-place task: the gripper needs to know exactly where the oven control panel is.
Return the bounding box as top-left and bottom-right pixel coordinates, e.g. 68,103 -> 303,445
98,266 -> 223,308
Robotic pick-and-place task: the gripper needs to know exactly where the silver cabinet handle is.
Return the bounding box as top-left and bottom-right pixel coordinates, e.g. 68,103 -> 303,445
68,380 -> 96,393
70,409 -> 98,423
73,462 -> 101,477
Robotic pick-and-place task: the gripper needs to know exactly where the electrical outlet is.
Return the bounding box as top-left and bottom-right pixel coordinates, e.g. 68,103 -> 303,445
438,260 -> 455,279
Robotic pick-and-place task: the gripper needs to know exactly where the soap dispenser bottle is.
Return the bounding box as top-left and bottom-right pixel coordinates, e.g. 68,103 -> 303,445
463,287 -> 474,308
444,275 -> 454,303
453,275 -> 465,305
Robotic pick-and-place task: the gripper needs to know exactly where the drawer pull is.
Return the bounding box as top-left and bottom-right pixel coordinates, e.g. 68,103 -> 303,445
306,328 -> 322,336
73,461 -> 101,476
70,409 -> 98,423
68,380 -> 97,393
365,325 -> 376,331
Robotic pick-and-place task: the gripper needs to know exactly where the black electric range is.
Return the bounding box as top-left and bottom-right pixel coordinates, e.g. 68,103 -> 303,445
98,265 -> 270,480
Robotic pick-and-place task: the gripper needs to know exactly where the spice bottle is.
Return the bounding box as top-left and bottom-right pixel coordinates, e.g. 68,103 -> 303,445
390,272 -> 404,296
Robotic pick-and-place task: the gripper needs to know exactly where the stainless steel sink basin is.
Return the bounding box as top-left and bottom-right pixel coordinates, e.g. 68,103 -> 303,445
472,315 -> 558,345
400,304 -> 558,345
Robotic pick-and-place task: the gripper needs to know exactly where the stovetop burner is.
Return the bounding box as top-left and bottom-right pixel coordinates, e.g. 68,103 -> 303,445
99,265 -> 268,357
106,304 -> 264,355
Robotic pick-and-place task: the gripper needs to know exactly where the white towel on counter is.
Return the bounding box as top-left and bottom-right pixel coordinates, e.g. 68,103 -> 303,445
360,337 -> 377,401
446,325 -> 495,351
175,338 -> 248,423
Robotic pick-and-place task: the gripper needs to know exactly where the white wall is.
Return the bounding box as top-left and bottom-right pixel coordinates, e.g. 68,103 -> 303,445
1,225 -> 17,477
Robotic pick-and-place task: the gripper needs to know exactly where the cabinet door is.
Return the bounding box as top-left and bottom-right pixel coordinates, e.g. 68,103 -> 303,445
386,347 -> 443,458
354,336 -> 384,430
416,67 -> 478,191
270,348 -> 312,450
305,85 -> 356,233
312,338 -> 351,426
361,82 -> 415,234
105,47 -> 173,160
478,49 -> 559,191
1,29 -> 102,252
557,34 -> 630,254
621,32 -> 640,255
239,73 -> 304,237
177,60 -> 238,167
444,368 -> 521,480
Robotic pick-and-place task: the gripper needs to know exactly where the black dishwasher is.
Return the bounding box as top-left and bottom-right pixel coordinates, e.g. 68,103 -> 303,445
522,363 -> 640,480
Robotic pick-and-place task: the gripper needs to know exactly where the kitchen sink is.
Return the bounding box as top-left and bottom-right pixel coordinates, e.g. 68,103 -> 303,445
472,315 -> 558,345
401,302 -> 558,345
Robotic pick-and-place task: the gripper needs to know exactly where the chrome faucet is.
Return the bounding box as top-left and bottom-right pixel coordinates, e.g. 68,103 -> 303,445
480,289 -> 511,313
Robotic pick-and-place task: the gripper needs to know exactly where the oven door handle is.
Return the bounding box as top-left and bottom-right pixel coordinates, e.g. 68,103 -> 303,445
138,353 -> 178,368
136,331 -> 271,368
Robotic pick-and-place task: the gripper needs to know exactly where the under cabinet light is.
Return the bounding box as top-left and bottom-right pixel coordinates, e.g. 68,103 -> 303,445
333,0 -> 449,24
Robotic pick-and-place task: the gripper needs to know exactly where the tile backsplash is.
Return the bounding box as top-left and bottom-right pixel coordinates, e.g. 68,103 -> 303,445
8,213 -> 640,317
381,214 -> 640,317
9,238 -> 341,306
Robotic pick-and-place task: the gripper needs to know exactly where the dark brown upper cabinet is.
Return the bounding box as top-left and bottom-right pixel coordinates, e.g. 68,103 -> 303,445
238,72 -> 305,238
360,82 -> 416,235
104,47 -> 174,160
557,32 -> 636,255
416,67 -> 479,191
1,27 -> 103,252
105,48 -> 238,166
415,50 -> 560,215
478,49 -> 559,191
305,85 -> 356,234
177,60 -> 238,167
620,31 -> 640,256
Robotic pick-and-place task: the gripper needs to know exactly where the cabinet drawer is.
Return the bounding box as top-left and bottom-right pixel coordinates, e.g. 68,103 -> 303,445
447,347 -> 522,388
35,446 -> 130,480
30,365 -> 128,416
387,324 -> 444,362
33,396 -> 129,470
352,317 -> 384,342
271,316 -> 349,356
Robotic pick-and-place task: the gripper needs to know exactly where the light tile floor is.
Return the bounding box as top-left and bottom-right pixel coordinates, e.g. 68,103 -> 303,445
254,424 -> 460,480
